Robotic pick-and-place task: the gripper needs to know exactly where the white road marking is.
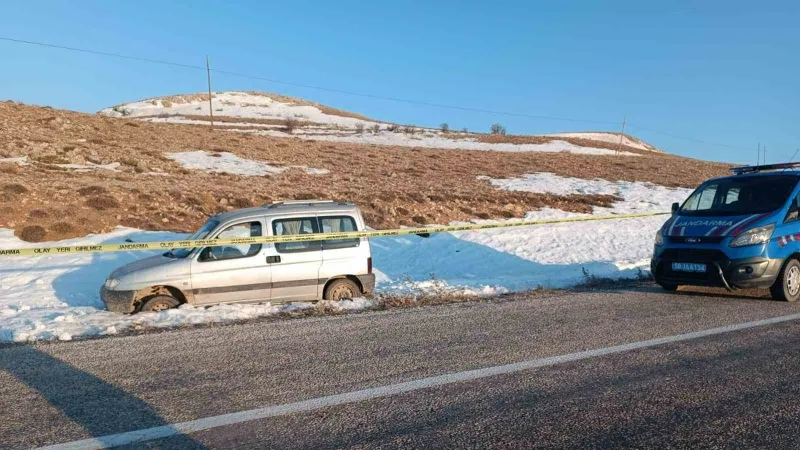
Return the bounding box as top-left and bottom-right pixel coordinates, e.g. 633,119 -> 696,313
40,312 -> 800,450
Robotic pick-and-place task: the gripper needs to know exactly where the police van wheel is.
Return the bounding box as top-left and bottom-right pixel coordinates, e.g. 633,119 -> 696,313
658,282 -> 679,292
140,295 -> 180,312
324,279 -> 361,301
770,259 -> 800,302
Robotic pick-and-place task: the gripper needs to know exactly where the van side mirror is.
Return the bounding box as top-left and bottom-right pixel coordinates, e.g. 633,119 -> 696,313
671,202 -> 680,214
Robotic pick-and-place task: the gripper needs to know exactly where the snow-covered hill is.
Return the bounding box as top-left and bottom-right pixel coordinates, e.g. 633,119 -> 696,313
99,91 -> 662,155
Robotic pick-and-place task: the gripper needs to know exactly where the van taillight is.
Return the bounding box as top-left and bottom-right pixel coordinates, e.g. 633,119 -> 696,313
367,257 -> 372,274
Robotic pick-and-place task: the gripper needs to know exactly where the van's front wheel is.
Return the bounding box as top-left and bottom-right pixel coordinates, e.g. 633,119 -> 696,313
324,279 -> 361,301
140,295 -> 180,312
770,259 -> 800,302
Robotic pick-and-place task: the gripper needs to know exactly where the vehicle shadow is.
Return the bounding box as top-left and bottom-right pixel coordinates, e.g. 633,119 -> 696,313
0,344 -> 206,448
50,230 -> 180,308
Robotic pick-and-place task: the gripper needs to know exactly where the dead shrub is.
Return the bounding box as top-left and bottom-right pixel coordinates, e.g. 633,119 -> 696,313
19,225 -> 46,242
284,117 -> 299,133
476,212 -> 491,219
231,197 -> 253,208
77,185 -> 107,196
440,123 -> 449,133
490,123 -> 507,135
372,124 -> 381,134
411,215 -> 427,224
0,163 -> 19,174
403,125 -> 416,134
387,124 -> 399,132
3,183 -> 28,194
354,123 -> 365,134
86,195 -> 120,210
50,221 -> 75,234
28,209 -> 49,219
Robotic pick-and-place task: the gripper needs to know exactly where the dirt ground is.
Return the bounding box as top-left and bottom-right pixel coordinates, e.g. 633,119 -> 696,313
0,101 -> 731,242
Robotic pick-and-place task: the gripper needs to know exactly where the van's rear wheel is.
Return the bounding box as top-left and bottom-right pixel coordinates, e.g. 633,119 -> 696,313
140,295 -> 180,312
770,259 -> 800,302
658,282 -> 679,292
324,279 -> 361,301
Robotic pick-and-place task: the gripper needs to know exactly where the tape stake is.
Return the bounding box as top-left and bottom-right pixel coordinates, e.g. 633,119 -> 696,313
0,212 -> 670,257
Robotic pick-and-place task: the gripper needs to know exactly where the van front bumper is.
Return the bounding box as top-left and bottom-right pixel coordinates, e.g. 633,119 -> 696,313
652,248 -> 784,290
100,286 -> 137,314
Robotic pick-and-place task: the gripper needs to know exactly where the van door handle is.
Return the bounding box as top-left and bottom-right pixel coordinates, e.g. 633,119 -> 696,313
266,255 -> 281,264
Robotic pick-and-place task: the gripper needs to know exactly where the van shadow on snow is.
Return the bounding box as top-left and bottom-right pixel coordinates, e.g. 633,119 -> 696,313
370,231 -> 642,292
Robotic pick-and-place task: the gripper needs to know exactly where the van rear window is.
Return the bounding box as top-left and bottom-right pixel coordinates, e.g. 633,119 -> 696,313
680,175 -> 798,216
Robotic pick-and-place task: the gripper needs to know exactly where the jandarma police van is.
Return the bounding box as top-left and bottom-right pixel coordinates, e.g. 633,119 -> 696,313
652,162 -> 800,301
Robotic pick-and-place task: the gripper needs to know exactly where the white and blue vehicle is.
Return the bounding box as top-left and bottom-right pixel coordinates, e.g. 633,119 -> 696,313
652,162 -> 800,301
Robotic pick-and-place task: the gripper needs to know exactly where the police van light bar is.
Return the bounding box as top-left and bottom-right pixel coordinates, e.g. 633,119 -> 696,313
729,162 -> 800,175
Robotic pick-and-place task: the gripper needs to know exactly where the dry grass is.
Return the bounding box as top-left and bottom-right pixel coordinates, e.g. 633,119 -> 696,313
0,101 -> 731,241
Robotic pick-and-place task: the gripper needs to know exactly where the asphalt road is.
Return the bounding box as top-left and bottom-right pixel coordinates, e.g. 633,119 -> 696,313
3,285 -> 800,449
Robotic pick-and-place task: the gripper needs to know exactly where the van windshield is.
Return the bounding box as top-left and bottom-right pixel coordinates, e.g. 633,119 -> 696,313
164,219 -> 219,258
680,175 -> 798,217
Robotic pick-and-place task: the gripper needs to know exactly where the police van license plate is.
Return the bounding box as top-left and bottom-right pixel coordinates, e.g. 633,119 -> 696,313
672,262 -> 707,273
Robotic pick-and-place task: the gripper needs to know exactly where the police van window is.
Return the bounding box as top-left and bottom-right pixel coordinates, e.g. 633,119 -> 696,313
199,222 -> 262,262
273,217 -> 321,253
320,216 -> 359,250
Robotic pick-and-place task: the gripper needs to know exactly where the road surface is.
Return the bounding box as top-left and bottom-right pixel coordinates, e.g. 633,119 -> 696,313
3,285 -> 800,449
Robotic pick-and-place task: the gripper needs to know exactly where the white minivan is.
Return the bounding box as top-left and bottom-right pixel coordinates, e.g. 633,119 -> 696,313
101,201 -> 375,313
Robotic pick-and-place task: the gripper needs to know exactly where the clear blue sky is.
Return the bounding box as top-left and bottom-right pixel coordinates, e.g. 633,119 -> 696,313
1,0 -> 797,163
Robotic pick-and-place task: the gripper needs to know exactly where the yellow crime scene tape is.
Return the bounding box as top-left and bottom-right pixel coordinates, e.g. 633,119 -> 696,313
0,211 -> 670,257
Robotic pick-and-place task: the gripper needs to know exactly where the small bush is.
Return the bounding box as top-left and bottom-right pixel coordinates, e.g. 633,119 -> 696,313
20,225 -> 46,242
231,197 -> 253,208
355,122 -> 365,134
50,222 -> 75,234
86,195 -> 120,210
28,209 -> 49,218
3,183 -> 28,194
372,124 -> 381,134
490,123 -> 507,135
77,185 -> 107,196
0,163 -> 19,174
387,124 -> 399,132
462,127 -> 468,133
411,215 -> 427,224
284,117 -> 298,133
440,123 -> 449,133
403,125 -> 416,134
476,212 -> 491,219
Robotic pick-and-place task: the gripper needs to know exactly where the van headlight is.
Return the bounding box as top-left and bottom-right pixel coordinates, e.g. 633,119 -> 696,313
730,224 -> 774,248
654,230 -> 665,246
104,278 -> 120,289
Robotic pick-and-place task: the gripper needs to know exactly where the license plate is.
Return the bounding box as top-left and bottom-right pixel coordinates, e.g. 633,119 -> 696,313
672,262 -> 707,273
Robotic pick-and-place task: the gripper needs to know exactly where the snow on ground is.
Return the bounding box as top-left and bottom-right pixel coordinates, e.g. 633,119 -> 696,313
546,132 -> 661,152
0,172 -> 690,343
0,156 -> 29,165
100,91 -> 376,128
54,162 -> 120,172
255,129 -> 637,155
166,151 -> 328,176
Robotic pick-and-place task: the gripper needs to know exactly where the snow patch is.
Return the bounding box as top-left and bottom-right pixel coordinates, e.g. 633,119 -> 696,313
166,151 -> 328,176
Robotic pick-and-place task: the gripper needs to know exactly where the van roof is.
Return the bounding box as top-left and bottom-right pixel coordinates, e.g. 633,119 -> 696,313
705,169 -> 800,184
212,200 -> 360,223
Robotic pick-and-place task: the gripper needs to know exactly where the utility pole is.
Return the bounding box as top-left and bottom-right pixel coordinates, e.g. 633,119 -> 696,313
206,55 -> 214,129
764,145 -> 767,165
757,142 -> 760,166
616,116 -> 626,156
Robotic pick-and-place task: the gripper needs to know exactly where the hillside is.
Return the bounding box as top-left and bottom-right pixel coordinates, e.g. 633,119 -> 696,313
0,100 -> 729,243
100,91 -> 661,155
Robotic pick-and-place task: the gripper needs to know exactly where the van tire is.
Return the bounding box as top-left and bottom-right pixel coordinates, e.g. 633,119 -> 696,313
770,259 -> 800,302
658,282 -> 679,292
140,295 -> 181,312
324,279 -> 361,301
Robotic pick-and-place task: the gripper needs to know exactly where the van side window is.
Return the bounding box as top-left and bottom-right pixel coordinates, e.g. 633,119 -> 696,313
320,216 -> 359,250
273,217 -> 321,253
786,195 -> 800,223
199,222 -> 262,262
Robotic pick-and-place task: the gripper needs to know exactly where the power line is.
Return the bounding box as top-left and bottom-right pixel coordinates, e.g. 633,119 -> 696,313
0,36 -> 616,125
0,36 -> 791,156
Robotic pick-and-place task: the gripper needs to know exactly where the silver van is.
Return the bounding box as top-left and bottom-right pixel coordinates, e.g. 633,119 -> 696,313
100,201 -> 375,313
